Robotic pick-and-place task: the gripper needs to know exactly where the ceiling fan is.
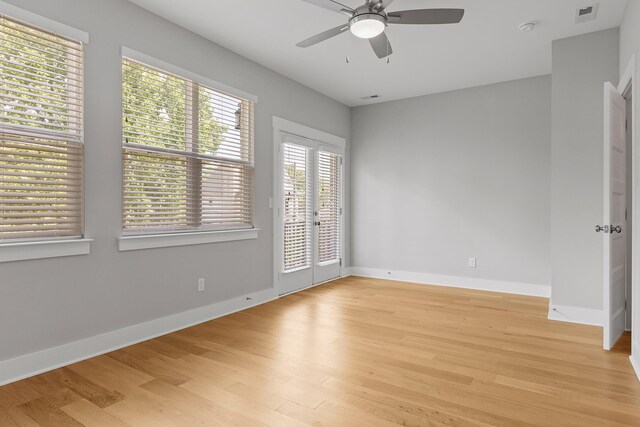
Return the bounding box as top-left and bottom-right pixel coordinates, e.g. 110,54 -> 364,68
296,0 -> 465,59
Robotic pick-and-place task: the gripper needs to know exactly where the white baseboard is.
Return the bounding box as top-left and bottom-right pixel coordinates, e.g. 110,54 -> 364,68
0,287 -> 278,387
631,354 -> 640,383
349,267 -> 551,298
631,341 -> 640,383
547,303 -> 603,326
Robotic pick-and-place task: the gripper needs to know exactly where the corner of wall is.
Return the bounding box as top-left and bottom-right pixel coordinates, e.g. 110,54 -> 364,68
550,26 -> 619,315
547,300 -> 603,326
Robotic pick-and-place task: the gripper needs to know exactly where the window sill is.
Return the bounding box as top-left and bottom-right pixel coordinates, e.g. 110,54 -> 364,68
0,239 -> 93,263
117,228 -> 260,252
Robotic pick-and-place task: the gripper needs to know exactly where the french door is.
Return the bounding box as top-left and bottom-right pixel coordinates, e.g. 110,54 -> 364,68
277,134 -> 343,295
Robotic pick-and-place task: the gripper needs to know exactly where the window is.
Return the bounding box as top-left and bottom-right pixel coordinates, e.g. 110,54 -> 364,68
317,151 -> 341,263
122,57 -> 255,235
282,143 -> 310,271
0,15 -> 84,242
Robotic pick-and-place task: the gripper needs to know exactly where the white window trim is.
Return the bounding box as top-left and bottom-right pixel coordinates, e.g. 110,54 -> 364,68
120,50 -> 257,242
0,239 -> 92,263
0,3 -> 89,262
117,228 -> 260,252
121,47 -> 257,103
0,1 -> 89,43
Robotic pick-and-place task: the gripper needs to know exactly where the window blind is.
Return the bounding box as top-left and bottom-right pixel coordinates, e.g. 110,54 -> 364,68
317,151 -> 341,263
282,143 -> 311,271
122,58 -> 255,234
0,16 -> 84,241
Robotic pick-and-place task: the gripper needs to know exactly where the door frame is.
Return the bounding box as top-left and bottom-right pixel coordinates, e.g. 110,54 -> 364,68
615,55 -> 640,378
272,117 -> 346,295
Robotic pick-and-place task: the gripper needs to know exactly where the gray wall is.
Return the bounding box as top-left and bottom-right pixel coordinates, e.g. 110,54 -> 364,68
351,76 -> 552,287
0,0 -> 350,362
620,0 -> 640,76
550,29 -> 619,310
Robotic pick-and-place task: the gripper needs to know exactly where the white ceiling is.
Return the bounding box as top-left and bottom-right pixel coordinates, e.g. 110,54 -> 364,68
128,0 -> 628,106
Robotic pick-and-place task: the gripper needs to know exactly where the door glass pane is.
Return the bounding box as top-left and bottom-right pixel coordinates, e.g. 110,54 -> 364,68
283,143 -> 311,271
317,151 -> 341,264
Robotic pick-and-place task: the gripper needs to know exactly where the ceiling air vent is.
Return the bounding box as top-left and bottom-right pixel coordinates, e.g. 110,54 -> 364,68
575,4 -> 598,24
361,94 -> 380,100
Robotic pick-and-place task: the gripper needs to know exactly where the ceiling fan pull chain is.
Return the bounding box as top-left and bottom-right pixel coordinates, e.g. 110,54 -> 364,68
345,28 -> 351,64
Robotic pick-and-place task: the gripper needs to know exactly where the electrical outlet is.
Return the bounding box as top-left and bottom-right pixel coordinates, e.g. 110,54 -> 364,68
468,258 -> 476,268
197,278 -> 205,292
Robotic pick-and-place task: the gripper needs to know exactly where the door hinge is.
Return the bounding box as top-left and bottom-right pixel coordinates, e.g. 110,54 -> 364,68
339,258 -> 342,266
339,207 -> 343,215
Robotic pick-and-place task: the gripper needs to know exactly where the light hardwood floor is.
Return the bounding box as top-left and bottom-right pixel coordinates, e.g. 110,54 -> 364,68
1,276 -> 640,426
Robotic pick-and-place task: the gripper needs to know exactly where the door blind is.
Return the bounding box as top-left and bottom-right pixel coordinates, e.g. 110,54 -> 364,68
317,151 -> 341,263
282,143 -> 311,271
122,58 -> 254,234
0,16 -> 84,241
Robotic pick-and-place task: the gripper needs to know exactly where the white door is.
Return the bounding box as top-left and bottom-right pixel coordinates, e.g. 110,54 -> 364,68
278,137 -> 313,295
603,82 -> 627,350
277,134 -> 343,295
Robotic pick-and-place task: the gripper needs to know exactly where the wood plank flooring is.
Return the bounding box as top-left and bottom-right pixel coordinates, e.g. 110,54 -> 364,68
1,276 -> 639,426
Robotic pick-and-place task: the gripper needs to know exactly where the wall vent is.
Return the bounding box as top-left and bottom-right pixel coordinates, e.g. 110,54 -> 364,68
575,4 -> 598,23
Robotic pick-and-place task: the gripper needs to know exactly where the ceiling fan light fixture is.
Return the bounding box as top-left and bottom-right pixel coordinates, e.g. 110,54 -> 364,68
349,13 -> 386,39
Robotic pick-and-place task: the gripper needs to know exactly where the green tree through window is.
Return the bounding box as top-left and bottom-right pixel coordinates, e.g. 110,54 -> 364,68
0,16 -> 84,241
122,58 -> 254,233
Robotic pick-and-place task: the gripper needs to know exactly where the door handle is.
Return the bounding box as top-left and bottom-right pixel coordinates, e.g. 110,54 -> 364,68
611,225 -> 622,234
314,221 -> 321,226
595,225 -> 609,233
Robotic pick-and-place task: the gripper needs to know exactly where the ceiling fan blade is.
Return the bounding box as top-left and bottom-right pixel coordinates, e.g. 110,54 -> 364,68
301,0 -> 355,14
387,9 -> 465,25
369,32 -> 393,59
296,24 -> 350,48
